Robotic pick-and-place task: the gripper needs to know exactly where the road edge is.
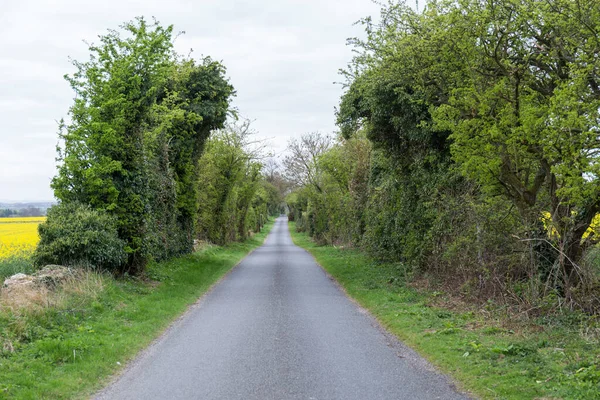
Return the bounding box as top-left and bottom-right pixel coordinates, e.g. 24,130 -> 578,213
285,220 -> 474,400
91,220 -> 277,399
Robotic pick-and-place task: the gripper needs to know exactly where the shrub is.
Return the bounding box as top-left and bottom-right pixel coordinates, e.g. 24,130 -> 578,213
33,203 -> 127,271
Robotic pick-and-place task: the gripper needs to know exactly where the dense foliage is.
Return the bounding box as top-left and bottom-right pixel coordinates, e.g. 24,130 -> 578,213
34,203 -> 127,270
197,121 -> 283,245
43,18 -> 234,274
288,0 -> 600,311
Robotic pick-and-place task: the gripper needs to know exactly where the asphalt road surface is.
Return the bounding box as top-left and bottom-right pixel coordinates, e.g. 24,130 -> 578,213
96,217 -> 468,400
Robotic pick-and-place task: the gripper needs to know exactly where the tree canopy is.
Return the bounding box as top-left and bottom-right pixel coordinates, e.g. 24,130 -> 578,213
46,18 -> 235,273
288,0 -> 600,308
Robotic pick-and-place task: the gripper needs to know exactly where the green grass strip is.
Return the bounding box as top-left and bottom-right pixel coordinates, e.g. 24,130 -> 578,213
0,220 -> 274,399
289,222 -> 600,400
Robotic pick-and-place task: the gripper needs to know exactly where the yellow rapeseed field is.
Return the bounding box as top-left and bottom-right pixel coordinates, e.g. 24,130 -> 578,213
0,217 -> 45,259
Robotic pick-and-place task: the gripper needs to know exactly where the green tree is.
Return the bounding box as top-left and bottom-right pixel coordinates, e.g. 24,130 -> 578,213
145,58 -> 234,259
50,18 -> 234,273
336,2 -> 456,264
337,0 -> 600,295
425,0 -> 600,285
196,120 -> 268,245
52,18 -> 176,273
283,132 -> 332,241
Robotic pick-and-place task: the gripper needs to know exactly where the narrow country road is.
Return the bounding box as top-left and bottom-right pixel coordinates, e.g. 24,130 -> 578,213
96,217 -> 468,400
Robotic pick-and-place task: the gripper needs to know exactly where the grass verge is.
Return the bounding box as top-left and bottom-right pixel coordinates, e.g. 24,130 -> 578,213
0,256 -> 36,280
289,222 -> 600,400
0,220 -> 274,399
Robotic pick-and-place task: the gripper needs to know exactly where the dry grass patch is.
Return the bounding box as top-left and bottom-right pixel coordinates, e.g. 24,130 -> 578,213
0,269 -> 108,361
0,269 -> 106,316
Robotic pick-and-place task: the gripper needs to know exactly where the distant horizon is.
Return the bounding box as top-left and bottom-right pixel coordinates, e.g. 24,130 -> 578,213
0,199 -> 56,204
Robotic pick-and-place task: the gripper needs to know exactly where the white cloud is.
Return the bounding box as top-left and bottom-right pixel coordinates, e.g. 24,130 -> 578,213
0,0 -> 404,201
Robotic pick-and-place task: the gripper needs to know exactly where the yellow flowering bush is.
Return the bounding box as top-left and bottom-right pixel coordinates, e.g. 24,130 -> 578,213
0,217 -> 45,259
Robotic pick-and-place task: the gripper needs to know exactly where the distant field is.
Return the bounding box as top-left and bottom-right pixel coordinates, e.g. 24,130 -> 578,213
0,217 -> 45,259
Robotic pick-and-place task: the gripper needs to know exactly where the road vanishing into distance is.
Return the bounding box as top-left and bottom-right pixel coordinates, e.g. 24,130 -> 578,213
96,217 -> 468,400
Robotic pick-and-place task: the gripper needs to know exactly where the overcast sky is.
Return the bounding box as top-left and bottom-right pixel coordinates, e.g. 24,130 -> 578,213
0,0 -> 403,202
